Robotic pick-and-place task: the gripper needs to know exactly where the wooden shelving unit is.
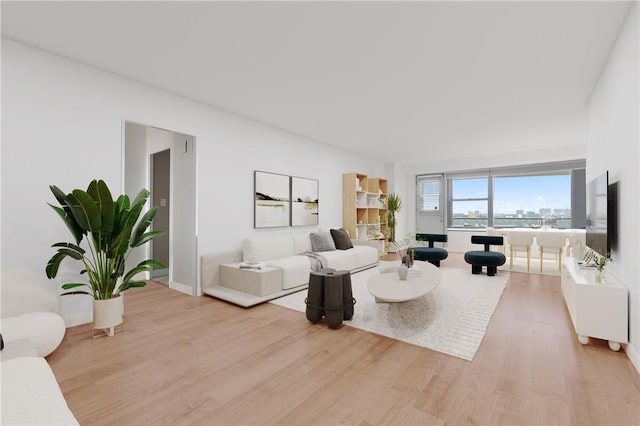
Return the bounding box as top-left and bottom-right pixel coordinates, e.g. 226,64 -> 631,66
342,173 -> 388,251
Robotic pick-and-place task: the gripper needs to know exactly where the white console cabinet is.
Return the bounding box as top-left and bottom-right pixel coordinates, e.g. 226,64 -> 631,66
561,258 -> 628,351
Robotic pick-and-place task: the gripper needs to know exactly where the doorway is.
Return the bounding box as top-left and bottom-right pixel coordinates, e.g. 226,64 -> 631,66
151,149 -> 170,283
416,174 -> 445,233
124,122 -> 198,296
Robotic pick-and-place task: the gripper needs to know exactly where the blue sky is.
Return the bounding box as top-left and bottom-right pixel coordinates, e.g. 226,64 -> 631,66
453,175 -> 571,215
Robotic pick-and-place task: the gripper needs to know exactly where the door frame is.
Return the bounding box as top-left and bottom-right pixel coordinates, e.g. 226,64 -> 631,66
123,119 -> 198,296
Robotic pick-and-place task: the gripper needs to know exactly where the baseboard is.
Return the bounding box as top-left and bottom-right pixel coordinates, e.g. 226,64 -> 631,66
624,342 -> 640,374
151,268 -> 169,277
169,281 -> 194,296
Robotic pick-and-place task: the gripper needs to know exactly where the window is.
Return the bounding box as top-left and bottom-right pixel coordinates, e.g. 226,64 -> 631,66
444,160 -> 585,229
449,177 -> 489,228
493,173 -> 571,228
417,176 -> 441,212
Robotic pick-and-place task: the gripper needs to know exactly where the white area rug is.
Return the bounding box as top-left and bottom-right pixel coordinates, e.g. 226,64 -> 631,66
270,265 -> 509,361
500,253 -> 563,276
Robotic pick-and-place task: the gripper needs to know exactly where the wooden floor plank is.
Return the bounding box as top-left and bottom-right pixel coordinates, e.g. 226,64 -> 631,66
45,253 -> 639,425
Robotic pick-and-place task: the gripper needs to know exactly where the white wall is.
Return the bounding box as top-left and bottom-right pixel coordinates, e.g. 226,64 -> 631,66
586,3 -> 639,370
123,122 -> 149,278
1,39 -> 383,324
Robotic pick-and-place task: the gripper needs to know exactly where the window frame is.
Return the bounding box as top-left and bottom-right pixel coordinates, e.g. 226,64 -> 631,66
448,176 -> 491,229
442,160 -> 585,229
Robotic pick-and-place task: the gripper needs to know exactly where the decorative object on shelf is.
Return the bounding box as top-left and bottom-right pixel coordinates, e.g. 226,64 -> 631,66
255,170 -> 291,228
46,179 -> 164,337
386,193 -> 402,243
583,248 -> 612,283
366,224 -> 382,239
291,176 -> 319,226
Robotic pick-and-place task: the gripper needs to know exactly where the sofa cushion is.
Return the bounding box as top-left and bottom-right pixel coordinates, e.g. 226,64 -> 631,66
330,228 -> 354,250
310,232 -> 336,252
321,250 -> 357,271
350,245 -> 379,268
243,235 -> 296,262
266,256 -> 312,290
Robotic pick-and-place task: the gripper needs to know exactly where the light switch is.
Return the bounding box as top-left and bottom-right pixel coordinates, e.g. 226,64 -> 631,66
160,198 -> 167,207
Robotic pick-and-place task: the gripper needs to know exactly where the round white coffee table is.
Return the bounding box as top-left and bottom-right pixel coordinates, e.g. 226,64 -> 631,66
367,260 -> 441,303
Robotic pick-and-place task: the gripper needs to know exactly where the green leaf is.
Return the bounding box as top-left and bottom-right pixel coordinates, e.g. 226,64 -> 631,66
57,248 -> 85,260
110,223 -> 134,258
49,185 -> 68,206
118,280 -> 147,293
131,230 -> 164,248
46,251 -> 67,278
112,194 -> 130,238
49,204 -> 84,244
131,207 -> 158,247
61,282 -> 90,290
61,291 -> 92,296
88,180 -> 115,234
52,242 -> 86,255
123,189 -> 150,234
67,190 -> 102,232
130,188 -> 150,211
122,259 -> 164,284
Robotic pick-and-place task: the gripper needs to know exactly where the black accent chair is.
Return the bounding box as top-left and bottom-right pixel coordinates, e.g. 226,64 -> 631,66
411,233 -> 448,267
464,235 -> 506,276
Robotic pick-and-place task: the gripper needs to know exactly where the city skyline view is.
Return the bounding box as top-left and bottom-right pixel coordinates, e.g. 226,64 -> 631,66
452,175 -> 571,216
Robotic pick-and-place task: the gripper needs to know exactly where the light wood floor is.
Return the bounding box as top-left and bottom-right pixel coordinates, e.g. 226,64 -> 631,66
47,253 -> 639,425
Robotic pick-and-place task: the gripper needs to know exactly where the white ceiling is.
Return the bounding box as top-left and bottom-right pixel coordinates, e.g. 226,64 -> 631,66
1,1 -> 633,165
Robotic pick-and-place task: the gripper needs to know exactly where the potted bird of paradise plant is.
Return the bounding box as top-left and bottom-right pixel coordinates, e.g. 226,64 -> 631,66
386,193 -> 403,252
46,179 -> 164,336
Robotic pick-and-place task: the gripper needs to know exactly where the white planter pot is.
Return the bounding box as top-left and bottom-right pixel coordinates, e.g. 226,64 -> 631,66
93,296 -> 123,337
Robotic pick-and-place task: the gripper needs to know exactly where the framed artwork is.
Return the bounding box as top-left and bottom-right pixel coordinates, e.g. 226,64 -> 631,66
254,171 -> 290,228
291,176 -> 319,226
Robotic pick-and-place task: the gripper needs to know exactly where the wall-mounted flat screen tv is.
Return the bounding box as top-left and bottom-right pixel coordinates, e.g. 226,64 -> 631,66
585,171 -> 609,256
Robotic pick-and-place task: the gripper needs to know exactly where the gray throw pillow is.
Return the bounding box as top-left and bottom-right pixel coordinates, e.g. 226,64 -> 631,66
330,228 -> 353,250
310,232 -> 336,252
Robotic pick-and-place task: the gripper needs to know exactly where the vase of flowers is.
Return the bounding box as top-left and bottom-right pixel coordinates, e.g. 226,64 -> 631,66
583,249 -> 612,284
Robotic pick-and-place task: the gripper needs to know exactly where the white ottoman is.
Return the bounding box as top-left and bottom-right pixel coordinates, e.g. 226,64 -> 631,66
1,267 -> 66,357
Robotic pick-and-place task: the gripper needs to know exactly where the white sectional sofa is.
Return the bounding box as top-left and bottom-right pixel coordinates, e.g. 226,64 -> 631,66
0,268 -> 78,425
201,231 -> 379,307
